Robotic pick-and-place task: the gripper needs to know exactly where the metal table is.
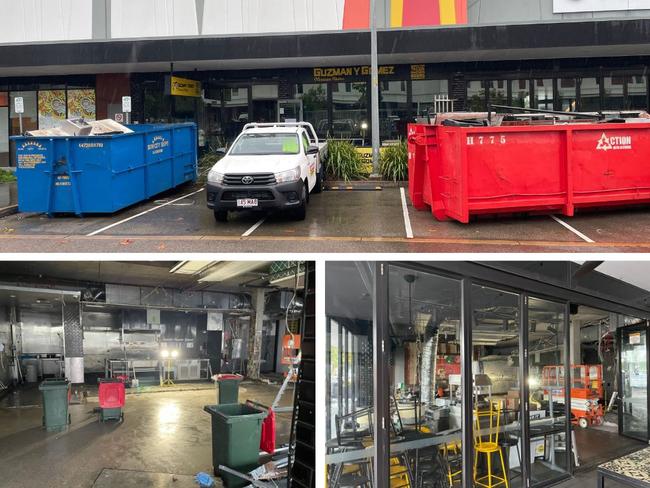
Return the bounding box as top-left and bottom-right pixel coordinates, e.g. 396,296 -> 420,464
598,447 -> 650,488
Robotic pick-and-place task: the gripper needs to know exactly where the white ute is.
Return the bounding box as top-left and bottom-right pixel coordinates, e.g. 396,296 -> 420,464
206,122 -> 327,222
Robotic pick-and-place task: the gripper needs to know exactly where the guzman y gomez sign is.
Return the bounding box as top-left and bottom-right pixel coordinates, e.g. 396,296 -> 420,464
554,0 -> 650,12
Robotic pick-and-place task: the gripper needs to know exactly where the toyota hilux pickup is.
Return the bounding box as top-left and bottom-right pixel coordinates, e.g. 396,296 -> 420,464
206,122 -> 327,222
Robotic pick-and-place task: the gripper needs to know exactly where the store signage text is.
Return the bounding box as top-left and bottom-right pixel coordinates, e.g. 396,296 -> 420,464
313,66 -> 396,81
170,76 -> 202,97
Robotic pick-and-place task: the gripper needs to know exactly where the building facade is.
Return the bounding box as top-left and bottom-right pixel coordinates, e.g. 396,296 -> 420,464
1,0 -> 650,166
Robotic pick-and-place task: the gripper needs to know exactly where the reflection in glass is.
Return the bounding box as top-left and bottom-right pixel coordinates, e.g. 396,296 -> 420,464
534,79 -> 554,110
380,81 -> 408,141
580,78 -> 600,112
298,84 -> 328,138
620,326 -> 648,440
326,262 -> 375,488
603,76 -> 625,111
412,79 -> 449,118
558,79 -> 577,112
467,81 -> 486,112
332,83 -> 368,144
511,80 -> 530,108
388,266 -> 462,488
471,285 -> 523,488
528,297 -> 568,485
627,76 -> 648,110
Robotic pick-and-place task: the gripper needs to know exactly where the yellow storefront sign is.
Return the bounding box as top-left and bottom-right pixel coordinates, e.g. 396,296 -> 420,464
355,147 -> 388,176
170,76 -> 201,97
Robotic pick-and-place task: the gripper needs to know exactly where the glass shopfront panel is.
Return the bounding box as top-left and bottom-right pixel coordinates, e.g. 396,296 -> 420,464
511,80 -> 531,108
467,81 -> 487,112
471,285 -> 523,488
412,79 -> 449,118
387,265 -> 463,488
297,83 -> 328,137
534,79 -> 554,110
488,80 -> 507,108
627,75 -> 648,110
558,79 -> 577,112
580,78 -> 600,112
326,262 -> 375,488
379,80 -> 408,141
603,76 -> 625,111
0,92 -> 8,167
619,325 -> 649,441
527,298 -> 569,486
332,82 -> 368,144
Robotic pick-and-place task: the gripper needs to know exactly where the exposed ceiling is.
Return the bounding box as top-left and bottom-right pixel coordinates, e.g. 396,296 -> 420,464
584,261 -> 650,293
0,261 -> 302,293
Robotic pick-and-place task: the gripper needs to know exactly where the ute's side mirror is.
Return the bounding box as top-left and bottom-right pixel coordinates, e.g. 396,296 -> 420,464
307,145 -> 319,155
216,147 -> 227,155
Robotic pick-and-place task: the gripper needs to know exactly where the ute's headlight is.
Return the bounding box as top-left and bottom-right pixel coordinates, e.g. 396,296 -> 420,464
275,167 -> 301,183
207,169 -> 224,184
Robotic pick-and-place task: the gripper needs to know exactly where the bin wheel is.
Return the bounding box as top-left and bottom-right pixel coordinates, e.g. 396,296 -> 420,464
578,417 -> 589,429
68,414 -> 71,425
121,413 -> 124,422
292,183 -> 307,221
214,210 -> 228,222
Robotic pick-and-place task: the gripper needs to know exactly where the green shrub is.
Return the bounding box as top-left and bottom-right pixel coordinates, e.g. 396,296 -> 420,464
379,141 -> 408,181
326,140 -> 364,181
0,169 -> 16,183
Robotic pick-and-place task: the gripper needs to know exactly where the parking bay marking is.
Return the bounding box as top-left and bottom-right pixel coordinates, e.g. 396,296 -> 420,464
550,215 -> 595,243
86,188 -> 205,237
400,187 -> 414,239
242,217 -> 266,237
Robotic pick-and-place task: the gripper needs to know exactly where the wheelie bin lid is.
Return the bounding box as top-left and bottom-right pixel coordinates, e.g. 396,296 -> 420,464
38,379 -> 70,391
203,403 -> 267,423
213,374 -> 244,382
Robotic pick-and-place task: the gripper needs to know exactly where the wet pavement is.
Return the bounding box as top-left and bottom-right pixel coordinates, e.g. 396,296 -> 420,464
0,381 -> 292,488
1,183 -> 650,252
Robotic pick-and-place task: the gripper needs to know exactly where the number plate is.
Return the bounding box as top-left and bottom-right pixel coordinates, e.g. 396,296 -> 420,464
237,198 -> 258,208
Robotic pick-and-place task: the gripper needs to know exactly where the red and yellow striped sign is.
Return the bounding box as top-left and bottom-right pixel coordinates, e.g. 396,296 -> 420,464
343,0 -> 467,30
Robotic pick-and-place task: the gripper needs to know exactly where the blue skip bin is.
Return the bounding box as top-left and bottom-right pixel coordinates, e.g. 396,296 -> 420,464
12,123 -> 197,216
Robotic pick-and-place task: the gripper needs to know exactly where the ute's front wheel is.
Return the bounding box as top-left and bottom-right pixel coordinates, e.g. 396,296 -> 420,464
214,210 -> 228,222
293,183 -> 307,221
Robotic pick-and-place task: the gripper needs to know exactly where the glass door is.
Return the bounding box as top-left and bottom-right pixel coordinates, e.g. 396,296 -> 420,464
278,100 -> 302,122
619,324 -> 649,441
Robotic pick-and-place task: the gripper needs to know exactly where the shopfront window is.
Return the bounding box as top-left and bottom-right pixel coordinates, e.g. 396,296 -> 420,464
580,77 -> 600,112
511,80 -> 531,108
488,80 -> 507,108
297,84 -> 328,138
67,88 -> 96,121
379,80 -> 408,141
332,82 -> 368,144
326,262 -> 375,488
603,76 -> 625,111
223,87 -> 249,141
412,79 -> 449,118
9,91 -> 38,167
534,79 -> 554,110
467,80 -> 487,112
527,297 -> 569,486
471,285 -> 523,488
558,79 -> 577,112
627,75 -> 648,110
0,92 -> 8,167
388,265 -> 463,488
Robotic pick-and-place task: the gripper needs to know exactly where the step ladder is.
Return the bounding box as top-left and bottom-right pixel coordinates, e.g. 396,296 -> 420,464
288,262 -> 315,488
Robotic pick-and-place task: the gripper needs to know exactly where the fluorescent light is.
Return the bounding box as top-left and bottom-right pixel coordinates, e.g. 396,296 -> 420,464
199,261 -> 268,282
161,350 -> 169,359
170,261 -> 217,275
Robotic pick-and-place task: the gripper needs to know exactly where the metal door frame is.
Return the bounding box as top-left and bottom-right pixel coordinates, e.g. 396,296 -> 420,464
617,322 -> 650,442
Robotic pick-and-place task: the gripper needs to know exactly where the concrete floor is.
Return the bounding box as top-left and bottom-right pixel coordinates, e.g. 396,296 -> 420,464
0,381 -> 293,488
2,183 -> 650,252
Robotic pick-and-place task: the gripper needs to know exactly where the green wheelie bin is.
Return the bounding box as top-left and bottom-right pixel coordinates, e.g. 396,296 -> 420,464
203,403 -> 267,488
39,379 -> 71,432
215,374 -> 243,404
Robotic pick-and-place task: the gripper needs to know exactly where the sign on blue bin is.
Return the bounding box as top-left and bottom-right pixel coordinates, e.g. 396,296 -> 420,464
12,123 -> 197,216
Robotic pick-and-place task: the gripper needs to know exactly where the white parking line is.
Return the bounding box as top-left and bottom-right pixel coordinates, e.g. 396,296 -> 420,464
550,215 -> 595,243
400,187 -> 414,239
242,217 -> 266,237
86,188 -> 205,237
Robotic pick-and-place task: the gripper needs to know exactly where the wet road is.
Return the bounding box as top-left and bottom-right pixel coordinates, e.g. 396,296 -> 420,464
1,183 -> 650,253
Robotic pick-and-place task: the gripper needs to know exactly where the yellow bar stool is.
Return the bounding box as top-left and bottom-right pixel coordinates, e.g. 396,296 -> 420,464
440,441 -> 462,486
474,402 -> 509,488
